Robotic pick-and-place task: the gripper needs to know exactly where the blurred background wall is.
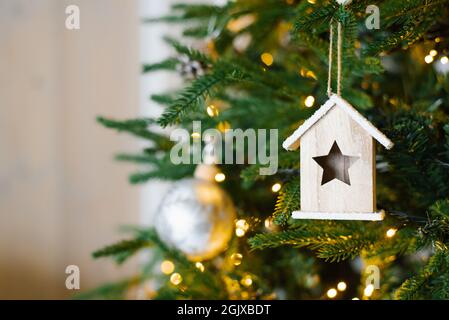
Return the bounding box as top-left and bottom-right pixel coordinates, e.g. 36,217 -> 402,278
0,0 -> 140,299
0,0 -> 206,299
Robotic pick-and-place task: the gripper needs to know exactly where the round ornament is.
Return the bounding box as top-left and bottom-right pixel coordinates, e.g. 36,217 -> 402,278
154,167 -> 236,261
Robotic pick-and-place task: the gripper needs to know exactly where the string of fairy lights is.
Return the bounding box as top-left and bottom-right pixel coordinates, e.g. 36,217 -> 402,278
424,37 -> 449,65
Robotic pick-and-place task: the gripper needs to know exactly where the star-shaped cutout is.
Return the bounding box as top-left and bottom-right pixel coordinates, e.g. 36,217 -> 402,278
313,141 -> 359,186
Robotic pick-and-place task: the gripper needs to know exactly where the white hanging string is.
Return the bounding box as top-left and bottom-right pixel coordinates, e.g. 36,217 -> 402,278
327,20 -> 343,97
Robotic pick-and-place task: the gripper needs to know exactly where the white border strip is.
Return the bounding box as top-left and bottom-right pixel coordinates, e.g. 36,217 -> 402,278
292,211 -> 385,221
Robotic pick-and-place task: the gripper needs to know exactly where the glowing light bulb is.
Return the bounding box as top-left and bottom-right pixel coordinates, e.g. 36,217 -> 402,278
235,219 -> 249,237
215,173 -> 226,182
236,219 -> 249,231
337,281 -> 347,291
364,284 -> 374,297
195,262 -> 205,272
352,297 -> 360,300
264,217 -> 273,229
160,260 -> 175,275
304,95 -> 315,108
271,183 -> 282,192
191,132 -> 200,139
307,0 -> 317,4
217,121 -> 231,132
429,49 -> 438,57
425,55 -> 434,64
241,274 -> 253,287
235,227 -> 246,237
206,104 -> 219,117
440,56 -> 448,64
231,253 -> 243,266
170,273 -> 183,285
306,70 -> 317,80
386,228 -> 397,238
261,53 -> 274,66
327,288 -> 337,299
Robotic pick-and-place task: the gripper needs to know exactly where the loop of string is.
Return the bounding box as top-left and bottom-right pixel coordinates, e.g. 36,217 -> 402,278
327,20 -> 342,97
327,20 -> 333,97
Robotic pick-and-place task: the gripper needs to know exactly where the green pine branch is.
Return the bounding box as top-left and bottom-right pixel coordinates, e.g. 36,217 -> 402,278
272,177 -> 300,225
143,58 -> 178,73
395,249 -> 449,299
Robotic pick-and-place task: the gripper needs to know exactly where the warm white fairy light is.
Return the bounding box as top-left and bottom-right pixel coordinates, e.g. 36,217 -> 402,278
241,274 -> 253,287
215,172 -> 226,182
235,219 -> 249,237
364,284 -> 374,297
352,297 -> 360,300
327,288 -> 337,299
337,281 -> 347,291
206,104 -> 219,117
425,55 -> 434,64
264,217 -> 274,230
429,49 -> 438,57
235,228 -> 246,237
261,53 -> 274,66
191,132 -> 200,139
195,262 -> 205,272
440,56 -> 449,65
236,219 -> 249,231
271,183 -> 282,192
217,121 -> 231,132
231,253 -> 243,266
304,95 -> 315,108
160,260 -> 175,275
386,228 -> 397,238
170,273 -> 183,285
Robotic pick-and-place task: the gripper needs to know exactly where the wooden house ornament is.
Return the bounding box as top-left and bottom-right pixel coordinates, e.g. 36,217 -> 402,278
283,94 -> 394,221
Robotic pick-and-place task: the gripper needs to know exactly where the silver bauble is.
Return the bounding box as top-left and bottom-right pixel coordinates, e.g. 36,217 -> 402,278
154,178 -> 236,261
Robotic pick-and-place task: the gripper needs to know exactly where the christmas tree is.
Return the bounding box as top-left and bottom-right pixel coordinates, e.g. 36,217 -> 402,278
88,0 -> 449,300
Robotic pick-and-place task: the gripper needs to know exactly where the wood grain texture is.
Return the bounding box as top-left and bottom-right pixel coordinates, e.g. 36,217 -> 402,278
300,105 -> 376,214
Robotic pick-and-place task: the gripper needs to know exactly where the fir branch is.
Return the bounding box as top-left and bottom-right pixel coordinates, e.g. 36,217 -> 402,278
97,116 -> 154,140
142,58 -> 178,73
128,162 -> 195,184
395,249 -> 449,299
92,238 -> 151,264
151,94 -> 176,106
293,3 -> 337,33
97,116 -> 172,150
316,238 -> 369,262
157,66 -> 247,127
165,38 -> 211,64
272,177 -> 300,225
363,227 -> 418,260
74,277 -> 141,300
115,153 -> 159,164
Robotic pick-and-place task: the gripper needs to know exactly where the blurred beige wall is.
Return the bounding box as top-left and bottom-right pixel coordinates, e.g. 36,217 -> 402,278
0,0 -> 140,299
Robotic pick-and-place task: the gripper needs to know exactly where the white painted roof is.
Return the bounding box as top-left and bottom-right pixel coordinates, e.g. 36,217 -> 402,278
283,94 -> 394,151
